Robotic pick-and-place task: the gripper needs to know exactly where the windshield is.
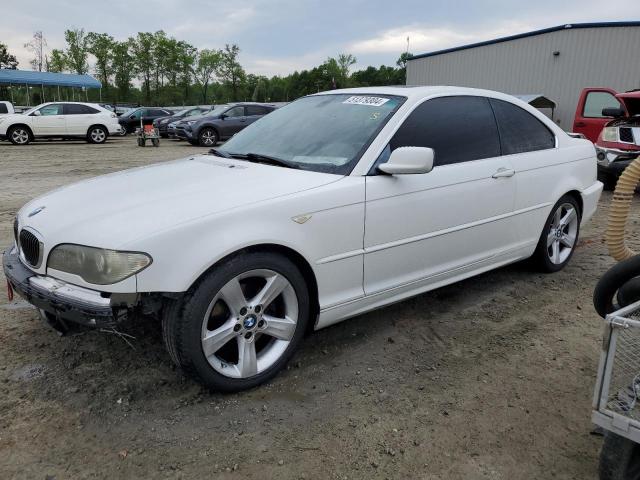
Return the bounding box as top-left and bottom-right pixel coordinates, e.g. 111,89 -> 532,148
220,94 -> 404,174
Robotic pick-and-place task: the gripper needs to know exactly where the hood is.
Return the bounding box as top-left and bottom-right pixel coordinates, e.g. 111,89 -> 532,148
617,92 -> 640,117
20,155 -> 341,249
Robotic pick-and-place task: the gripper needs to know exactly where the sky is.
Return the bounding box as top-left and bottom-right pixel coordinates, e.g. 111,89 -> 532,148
1,0 -> 639,77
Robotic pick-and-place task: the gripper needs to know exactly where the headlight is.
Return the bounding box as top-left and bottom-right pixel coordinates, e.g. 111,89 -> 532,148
47,244 -> 152,285
602,127 -> 619,143
186,120 -> 197,125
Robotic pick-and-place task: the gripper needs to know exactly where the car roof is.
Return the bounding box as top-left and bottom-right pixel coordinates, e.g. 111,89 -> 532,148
312,85 -> 522,103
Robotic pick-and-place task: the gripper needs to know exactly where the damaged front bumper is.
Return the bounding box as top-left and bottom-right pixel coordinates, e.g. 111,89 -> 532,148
3,245 -> 128,328
596,146 -> 640,176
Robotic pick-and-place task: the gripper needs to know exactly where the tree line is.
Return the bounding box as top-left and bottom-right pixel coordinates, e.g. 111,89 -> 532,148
1,30 -> 411,106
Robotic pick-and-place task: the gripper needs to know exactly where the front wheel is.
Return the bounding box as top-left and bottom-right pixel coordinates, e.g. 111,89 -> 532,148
599,431 -> 640,480
151,138 -> 160,147
8,126 -> 31,145
198,128 -> 218,147
162,252 -> 310,392
531,195 -> 581,272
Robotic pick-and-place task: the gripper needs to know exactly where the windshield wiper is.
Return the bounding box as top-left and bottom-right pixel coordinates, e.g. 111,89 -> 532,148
208,148 -> 232,158
230,152 -> 299,169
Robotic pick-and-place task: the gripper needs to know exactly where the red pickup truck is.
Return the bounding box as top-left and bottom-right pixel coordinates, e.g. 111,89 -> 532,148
574,88 -> 640,189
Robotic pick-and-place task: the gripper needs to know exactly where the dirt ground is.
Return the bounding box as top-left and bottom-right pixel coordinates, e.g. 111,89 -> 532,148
0,136 -> 634,479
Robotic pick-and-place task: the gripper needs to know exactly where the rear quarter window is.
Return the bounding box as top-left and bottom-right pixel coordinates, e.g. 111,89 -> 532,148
0,104 -> 8,114
489,99 -> 555,155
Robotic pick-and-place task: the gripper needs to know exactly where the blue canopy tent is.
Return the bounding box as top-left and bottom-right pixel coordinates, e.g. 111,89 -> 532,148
0,69 -> 102,105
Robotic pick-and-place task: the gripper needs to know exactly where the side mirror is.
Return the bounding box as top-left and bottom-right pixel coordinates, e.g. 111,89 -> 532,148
31,110 -> 41,116
219,114 -> 227,120
378,147 -> 434,175
602,107 -> 625,118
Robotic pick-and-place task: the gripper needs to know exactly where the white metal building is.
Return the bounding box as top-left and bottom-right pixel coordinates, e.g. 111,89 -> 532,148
406,22 -> 640,129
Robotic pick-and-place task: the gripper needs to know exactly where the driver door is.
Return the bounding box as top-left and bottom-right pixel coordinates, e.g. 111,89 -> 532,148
30,104 -> 66,135
364,96 -> 518,295
220,106 -> 247,138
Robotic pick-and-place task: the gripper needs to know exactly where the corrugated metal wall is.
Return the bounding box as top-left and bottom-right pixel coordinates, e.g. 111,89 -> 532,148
406,26 -> 640,129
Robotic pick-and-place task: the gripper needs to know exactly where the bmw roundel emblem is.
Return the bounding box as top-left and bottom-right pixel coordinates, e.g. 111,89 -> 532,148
28,206 -> 46,217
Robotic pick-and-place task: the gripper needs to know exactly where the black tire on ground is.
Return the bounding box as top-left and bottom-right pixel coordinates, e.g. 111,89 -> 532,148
599,172 -> 618,191
137,138 -> 145,147
151,138 -> 160,147
87,126 -> 108,144
198,127 -> 218,147
8,125 -> 32,145
599,431 -> 640,480
530,194 -> 581,273
162,251 -> 310,392
593,255 -> 640,318
188,139 -> 198,146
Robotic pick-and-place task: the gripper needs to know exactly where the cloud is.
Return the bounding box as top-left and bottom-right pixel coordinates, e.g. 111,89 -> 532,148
349,21 -> 534,56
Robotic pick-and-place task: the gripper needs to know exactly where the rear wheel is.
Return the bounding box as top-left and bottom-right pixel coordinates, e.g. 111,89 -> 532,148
198,128 -> 218,147
137,138 -> 145,147
87,126 -> 107,144
8,126 -> 31,145
151,138 -> 160,147
531,195 -> 581,272
162,252 -> 310,392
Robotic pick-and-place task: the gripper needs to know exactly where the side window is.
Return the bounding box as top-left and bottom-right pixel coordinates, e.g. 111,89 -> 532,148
186,109 -> 201,117
64,104 -> 98,114
130,109 -> 143,119
583,91 -> 621,118
246,106 -> 267,116
0,104 -> 8,114
38,104 -> 63,116
490,98 -> 555,155
225,106 -> 245,118
150,109 -> 167,116
389,96 -> 500,166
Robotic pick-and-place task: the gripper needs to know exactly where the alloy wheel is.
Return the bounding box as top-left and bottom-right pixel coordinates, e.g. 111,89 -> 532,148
90,128 -> 106,143
11,128 -> 29,144
547,202 -> 578,265
200,129 -> 216,146
201,269 -> 298,378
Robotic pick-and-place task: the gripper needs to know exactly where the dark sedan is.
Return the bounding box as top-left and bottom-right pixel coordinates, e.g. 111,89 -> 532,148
118,107 -> 174,134
153,106 -> 213,138
175,103 -> 277,146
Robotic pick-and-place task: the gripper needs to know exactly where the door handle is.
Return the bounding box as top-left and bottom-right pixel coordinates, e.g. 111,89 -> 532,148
575,121 -> 586,128
492,168 -> 515,178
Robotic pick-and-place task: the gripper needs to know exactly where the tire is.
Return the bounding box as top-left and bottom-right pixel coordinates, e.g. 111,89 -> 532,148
87,126 -> 108,144
593,255 -> 640,318
599,431 -> 640,480
8,125 -> 31,145
531,194 -> 581,272
151,138 -> 160,147
188,139 -> 198,146
198,127 -> 218,147
162,252 -> 310,392
137,138 -> 145,147
598,171 -> 618,191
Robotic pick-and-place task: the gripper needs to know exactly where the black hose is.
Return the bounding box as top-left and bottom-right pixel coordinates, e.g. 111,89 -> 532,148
593,255 -> 640,318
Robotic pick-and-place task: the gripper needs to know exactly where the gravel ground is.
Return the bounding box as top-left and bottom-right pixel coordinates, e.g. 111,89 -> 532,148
0,136 -> 636,479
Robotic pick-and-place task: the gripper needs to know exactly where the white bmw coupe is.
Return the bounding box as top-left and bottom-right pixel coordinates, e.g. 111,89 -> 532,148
4,86 -> 602,391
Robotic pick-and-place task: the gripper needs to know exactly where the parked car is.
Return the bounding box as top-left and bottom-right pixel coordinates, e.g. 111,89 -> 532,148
0,102 -> 122,145
153,106 -> 213,138
4,86 -> 602,391
118,107 -> 174,134
0,101 -> 15,115
175,103 -> 276,146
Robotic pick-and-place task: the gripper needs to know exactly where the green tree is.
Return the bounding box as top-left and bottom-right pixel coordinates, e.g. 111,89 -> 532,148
337,53 -> 357,80
217,44 -> 245,101
112,40 -> 135,100
177,41 -> 197,103
64,28 -> 89,74
0,42 -> 18,69
129,32 -> 156,102
193,48 -> 222,103
87,32 -> 114,88
396,51 -> 413,69
47,49 -> 67,72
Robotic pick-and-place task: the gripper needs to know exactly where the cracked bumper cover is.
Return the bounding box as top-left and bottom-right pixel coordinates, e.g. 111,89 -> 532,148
3,245 -> 127,327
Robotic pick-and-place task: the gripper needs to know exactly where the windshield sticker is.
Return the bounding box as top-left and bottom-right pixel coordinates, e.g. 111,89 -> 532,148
343,96 -> 390,107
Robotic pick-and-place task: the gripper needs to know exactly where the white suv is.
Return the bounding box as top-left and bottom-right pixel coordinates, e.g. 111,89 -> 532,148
4,86 -> 602,391
0,102 -> 122,145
